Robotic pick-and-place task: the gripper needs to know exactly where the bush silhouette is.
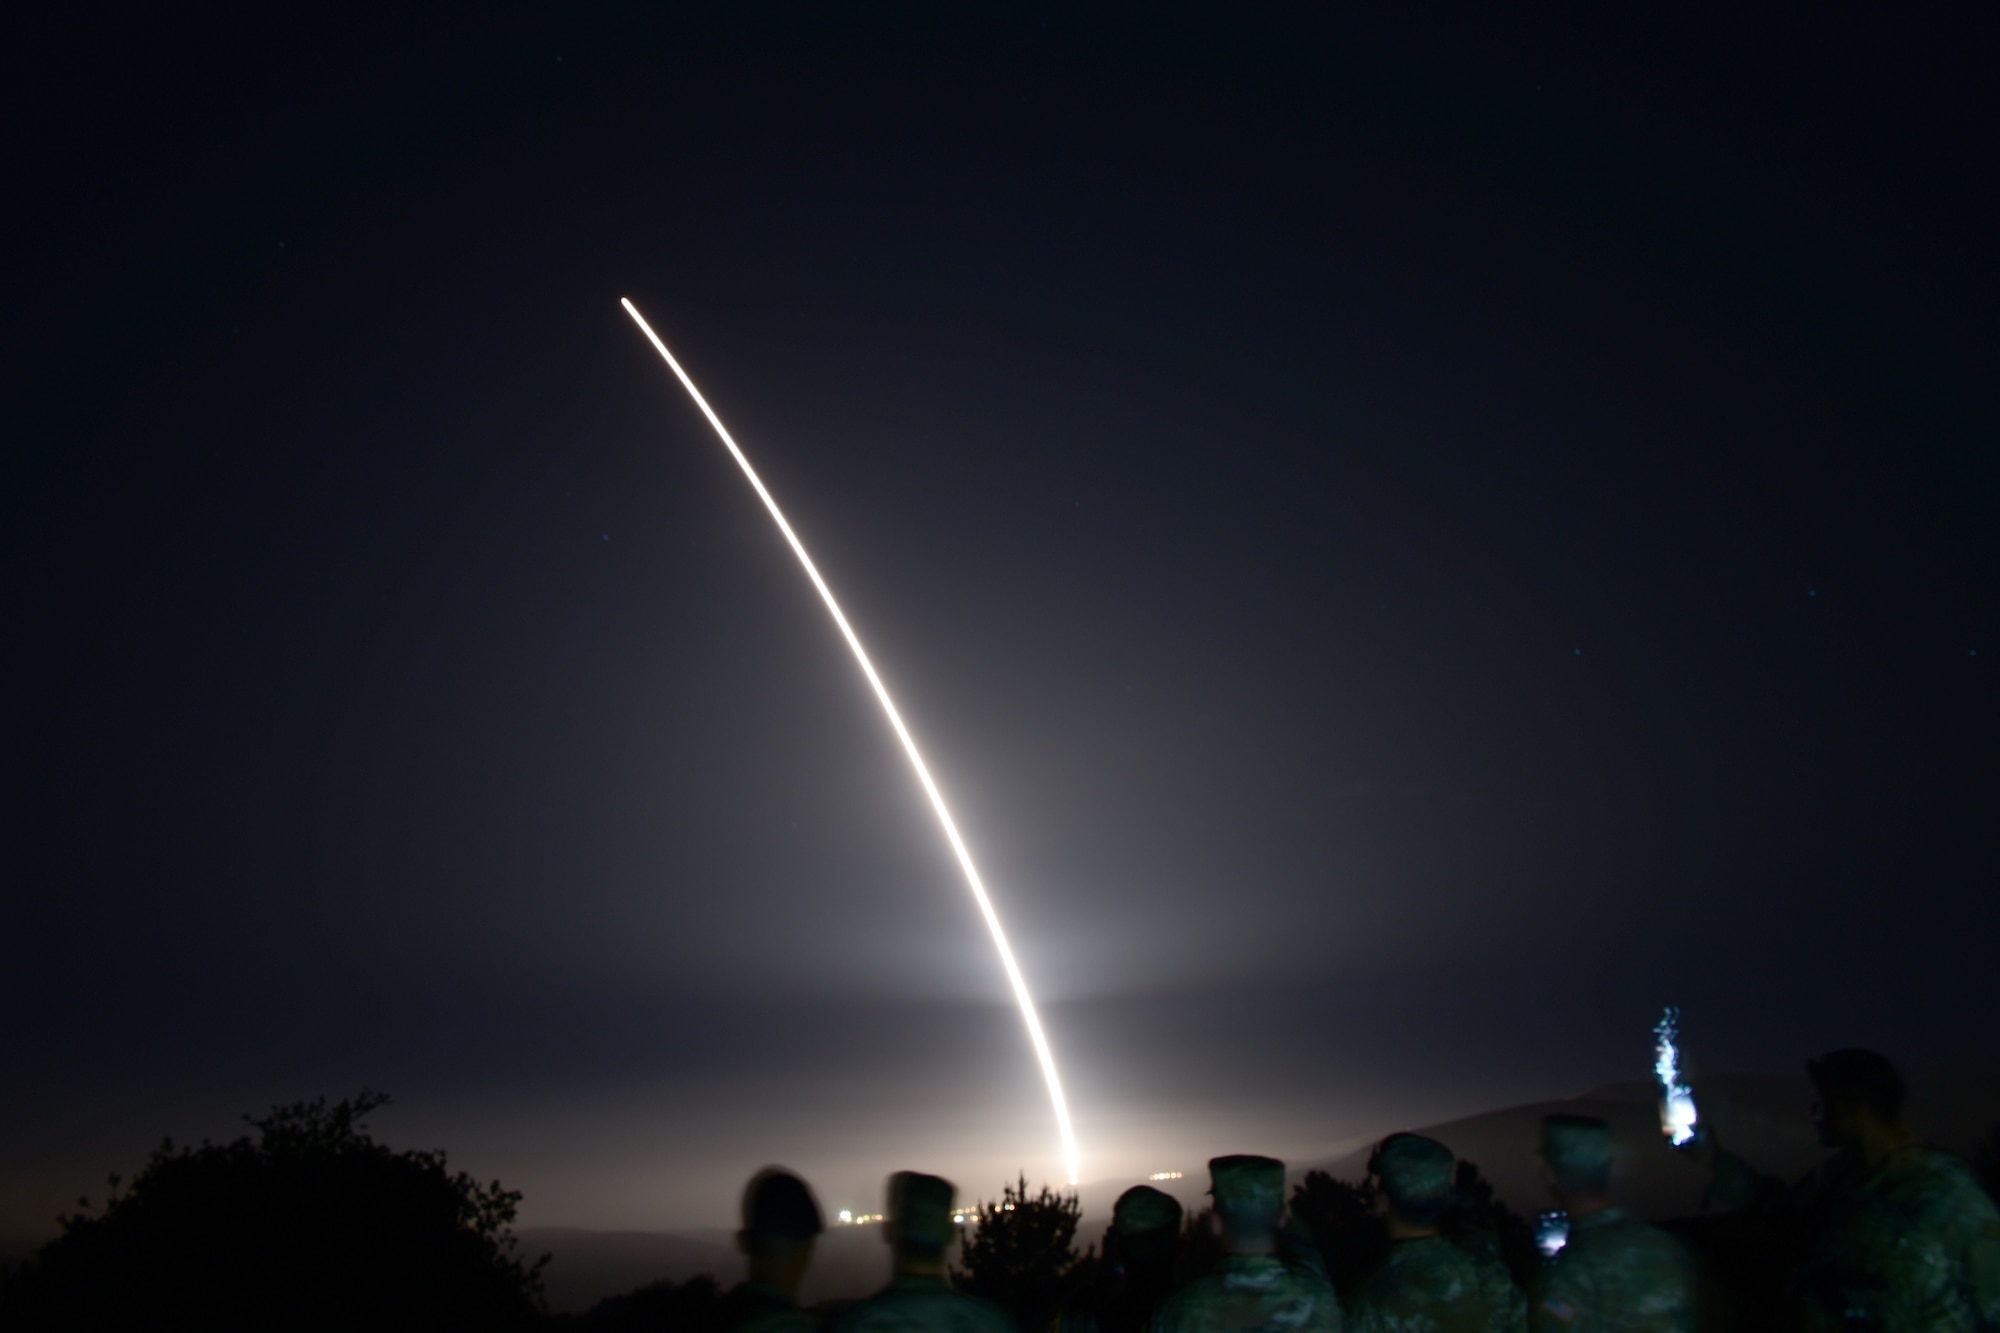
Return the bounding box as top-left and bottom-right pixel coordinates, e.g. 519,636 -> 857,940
1441,1158 -> 1538,1291
952,1173 -> 1083,1327
1287,1170 -> 1384,1297
0,1091 -> 544,1330
1174,1206 -> 1224,1288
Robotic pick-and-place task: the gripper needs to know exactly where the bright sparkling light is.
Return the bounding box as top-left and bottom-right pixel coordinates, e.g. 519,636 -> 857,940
621,298 -> 1082,1187
1148,1171 -> 1184,1181
1654,1005 -> 1699,1147
832,1210 -> 884,1226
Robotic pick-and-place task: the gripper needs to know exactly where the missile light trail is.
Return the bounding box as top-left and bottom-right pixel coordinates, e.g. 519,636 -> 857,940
621,297 -> 1082,1186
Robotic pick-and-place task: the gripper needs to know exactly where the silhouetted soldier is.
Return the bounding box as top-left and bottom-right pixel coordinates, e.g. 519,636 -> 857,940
1057,1184 -> 1185,1333
827,1171 -> 1016,1333
1532,1116 -> 1695,1333
717,1168 -> 827,1333
1349,1134 -> 1525,1333
1151,1155 -> 1341,1333
1701,1048 -> 2000,1332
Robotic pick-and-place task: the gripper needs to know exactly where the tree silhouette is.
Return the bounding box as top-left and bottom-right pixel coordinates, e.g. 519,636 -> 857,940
0,1091 -> 544,1330
1287,1170 -> 1385,1297
1174,1206 -> 1223,1288
1441,1158 -> 1538,1291
952,1173 -> 1082,1328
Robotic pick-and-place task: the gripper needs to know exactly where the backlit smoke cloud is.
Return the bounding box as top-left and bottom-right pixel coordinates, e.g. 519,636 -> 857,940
1654,1006 -> 1698,1147
621,298 -> 1082,1185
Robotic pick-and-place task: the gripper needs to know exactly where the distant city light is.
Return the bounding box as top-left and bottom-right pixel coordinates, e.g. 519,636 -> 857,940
1148,1171 -> 1184,1181
832,1210 -> 885,1226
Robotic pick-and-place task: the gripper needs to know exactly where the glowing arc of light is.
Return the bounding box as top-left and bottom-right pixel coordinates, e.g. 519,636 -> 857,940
621,297 -> 1081,1186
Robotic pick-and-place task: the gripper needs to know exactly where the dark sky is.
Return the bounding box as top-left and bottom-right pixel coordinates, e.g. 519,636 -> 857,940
8,5 -> 1997,1234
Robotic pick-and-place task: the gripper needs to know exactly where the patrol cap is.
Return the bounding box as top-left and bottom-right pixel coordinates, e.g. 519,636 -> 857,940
1112,1184 -> 1184,1237
887,1171 -> 958,1250
741,1167 -> 824,1240
1208,1155 -> 1286,1221
1371,1134 -> 1455,1209
1807,1048 -> 1907,1121
1540,1115 -> 1613,1193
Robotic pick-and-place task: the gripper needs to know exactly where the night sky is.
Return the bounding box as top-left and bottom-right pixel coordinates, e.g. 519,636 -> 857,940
9,6 -> 1997,1236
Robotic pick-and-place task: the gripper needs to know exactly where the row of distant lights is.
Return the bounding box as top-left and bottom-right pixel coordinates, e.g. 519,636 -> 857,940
835,1176 -> 1182,1227
831,1204 -> 1011,1228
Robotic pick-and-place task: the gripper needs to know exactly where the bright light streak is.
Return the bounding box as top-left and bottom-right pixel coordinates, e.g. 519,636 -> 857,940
1654,1006 -> 1698,1147
621,297 -> 1082,1186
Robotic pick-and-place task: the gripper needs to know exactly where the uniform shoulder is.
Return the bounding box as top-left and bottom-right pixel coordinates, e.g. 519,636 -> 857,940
1356,1237 -> 1518,1316
827,1282 -> 1016,1333
1156,1259 -> 1338,1333
1914,1146 -> 1995,1192
1905,1148 -> 2000,1234
1554,1215 -> 1694,1290
1149,1275 -> 1222,1333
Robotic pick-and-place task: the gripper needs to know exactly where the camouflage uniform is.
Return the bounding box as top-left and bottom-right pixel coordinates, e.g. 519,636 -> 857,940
1150,1253 -> 1343,1333
826,1272 -> 1018,1333
1349,1235 -> 1525,1333
1713,1141 -> 2000,1332
1152,1155 -> 1341,1333
1532,1208 -> 1695,1333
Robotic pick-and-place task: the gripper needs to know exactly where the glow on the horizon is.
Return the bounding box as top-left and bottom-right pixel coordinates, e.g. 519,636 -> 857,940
621,297 -> 1081,1186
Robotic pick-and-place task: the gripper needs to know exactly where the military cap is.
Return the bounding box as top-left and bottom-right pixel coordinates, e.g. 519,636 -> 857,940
1372,1133 -> 1455,1208
742,1167 -> 824,1240
1208,1155 -> 1286,1216
1807,1048 -> 1907,1120
887,1171 -> 958,1249
1113,1184 -> 1185,1236
1541,1114 -> 1614,1190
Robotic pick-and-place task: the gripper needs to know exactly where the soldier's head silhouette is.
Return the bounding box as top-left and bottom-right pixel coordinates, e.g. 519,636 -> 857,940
1108,1183 -> 1184,1272
737,1167 -> 824,1300
1539,1115 -> 1614,1210
1206,1155 -> 1286,1255
883,1171 -> 958,1276
1807,1048 -> 1909,1148
1368,1133 -> 1455,1235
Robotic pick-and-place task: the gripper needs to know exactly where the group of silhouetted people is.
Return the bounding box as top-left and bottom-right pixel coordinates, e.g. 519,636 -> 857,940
714,1047 -> 2000,1333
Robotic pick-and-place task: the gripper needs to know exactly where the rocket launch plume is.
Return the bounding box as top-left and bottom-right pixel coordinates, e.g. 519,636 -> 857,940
621,298 -> 1082,1185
